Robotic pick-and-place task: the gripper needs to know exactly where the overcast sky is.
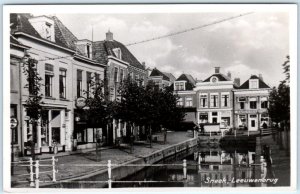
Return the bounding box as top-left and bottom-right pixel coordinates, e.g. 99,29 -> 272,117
56,12 -> 289,87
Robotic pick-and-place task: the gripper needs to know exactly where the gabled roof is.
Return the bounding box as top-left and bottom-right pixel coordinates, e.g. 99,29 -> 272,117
93,40 -> 145,70
238,75 -> 270,89
203,73 -> 231,82
149,68 -> 170,81
176,74 -> 196,85
175,74 -> 196,90
10,14 -> 78,51
163,72 -> 176,82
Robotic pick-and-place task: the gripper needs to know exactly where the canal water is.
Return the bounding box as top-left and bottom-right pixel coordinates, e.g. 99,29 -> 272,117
113,131 -> 290,188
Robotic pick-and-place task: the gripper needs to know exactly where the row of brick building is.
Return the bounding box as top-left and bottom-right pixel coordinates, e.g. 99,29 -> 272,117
10,14 -> 147,156
148,67 -> 271,133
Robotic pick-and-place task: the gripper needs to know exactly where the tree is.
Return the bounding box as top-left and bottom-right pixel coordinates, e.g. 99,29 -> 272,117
282,55 -> 290,85
268,83 -> 290,129
22,55 -> 43,160
268,56 -> 290,131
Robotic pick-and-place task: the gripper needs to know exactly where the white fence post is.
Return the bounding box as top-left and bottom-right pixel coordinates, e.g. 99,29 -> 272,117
29,158 -> 34,187
198,154 -> 201,173
183,159 -> 187,179
108,160 -> 112,188
35,160 -> 39,189
52,156 -> 56,182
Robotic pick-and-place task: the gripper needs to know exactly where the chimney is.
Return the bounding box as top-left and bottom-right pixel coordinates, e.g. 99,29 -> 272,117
106,30 -> 113,41
234,78 -> 240,87
141,62 -> 146,68
215,67 -> 220,74
259,74 -> 263,81
227,71 -> 232,79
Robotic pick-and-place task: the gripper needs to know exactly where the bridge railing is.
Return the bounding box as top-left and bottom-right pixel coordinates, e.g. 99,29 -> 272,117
11,155 -> 267,189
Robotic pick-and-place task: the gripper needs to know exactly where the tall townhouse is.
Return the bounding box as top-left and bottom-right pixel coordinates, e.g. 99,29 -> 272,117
194,67 -> 237,128
173,74 -> 197,128
233,75 -> 271,132
148,68 -> 175,89
92,31 -> 148,144
10,35 -> 31,158
10,14 -> 105,155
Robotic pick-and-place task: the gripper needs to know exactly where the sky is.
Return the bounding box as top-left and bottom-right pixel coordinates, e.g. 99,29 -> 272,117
56,12 -> 289,87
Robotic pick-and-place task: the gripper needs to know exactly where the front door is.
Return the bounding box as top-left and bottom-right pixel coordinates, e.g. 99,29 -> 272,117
52,127 -> 61,144
249,115 -> 257,131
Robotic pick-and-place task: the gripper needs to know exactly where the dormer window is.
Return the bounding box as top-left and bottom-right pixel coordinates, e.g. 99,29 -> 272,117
86,44 -> 91,58
174,81 -> 185,91
45,22 -> 52,40
113,48 -> 122,59
249,79 -> 258,89
28,16 -> 55,42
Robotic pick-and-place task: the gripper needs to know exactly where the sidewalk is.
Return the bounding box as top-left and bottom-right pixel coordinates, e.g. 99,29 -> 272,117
11,131 -> 191,188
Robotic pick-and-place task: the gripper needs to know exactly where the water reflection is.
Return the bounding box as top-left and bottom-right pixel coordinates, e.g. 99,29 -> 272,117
115,131 -> 290,188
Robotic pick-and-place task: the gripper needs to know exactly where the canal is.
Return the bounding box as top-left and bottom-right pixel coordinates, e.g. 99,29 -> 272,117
113,131 -> 290,188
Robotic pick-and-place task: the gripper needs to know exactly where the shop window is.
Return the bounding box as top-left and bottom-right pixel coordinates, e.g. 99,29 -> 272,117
199,113 -> 208,123
59,68 -> 66,99
41,110 -> 49,146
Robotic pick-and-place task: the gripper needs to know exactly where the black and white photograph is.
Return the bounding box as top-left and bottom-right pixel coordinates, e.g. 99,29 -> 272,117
3,4 -> 297,192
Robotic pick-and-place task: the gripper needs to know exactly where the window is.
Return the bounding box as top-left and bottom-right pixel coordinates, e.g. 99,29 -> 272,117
177,98 -> 183,106
261,97 -> 268,109
59,69 -> 66,99
200,93 -> 208,108
174,82 -> 185,91
45,64 -> 54,97
185,97 -> 193,107
261,101 -> 268,109
113,48 -> 122,59
250,101 -> 257,109
77,70 -> 82,97
114,67 -> 119,82
210,94 -> 219,108
120,69 -> 124,82
212,112 -> 218,123
240,102 -> 245,109
249,80 -> 258,89
10,104 -> 18,144
86,72 -> 92,98
129,72 -> 134,80
45,22 -> 52,40
199,113 -> 208,123
95,73 -> 100,84
221,93 -> 229,107
87,44 -> 91,58
249,97 -> 257,109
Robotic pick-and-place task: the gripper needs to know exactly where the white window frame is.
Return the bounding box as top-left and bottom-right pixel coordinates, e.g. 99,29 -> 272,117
199,93 -> 208,108
174,81 -> 185,91
221,92 -> 230,107
177,97 -> 183,106
185,97 -> 193,107
210,93 -> 219,108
